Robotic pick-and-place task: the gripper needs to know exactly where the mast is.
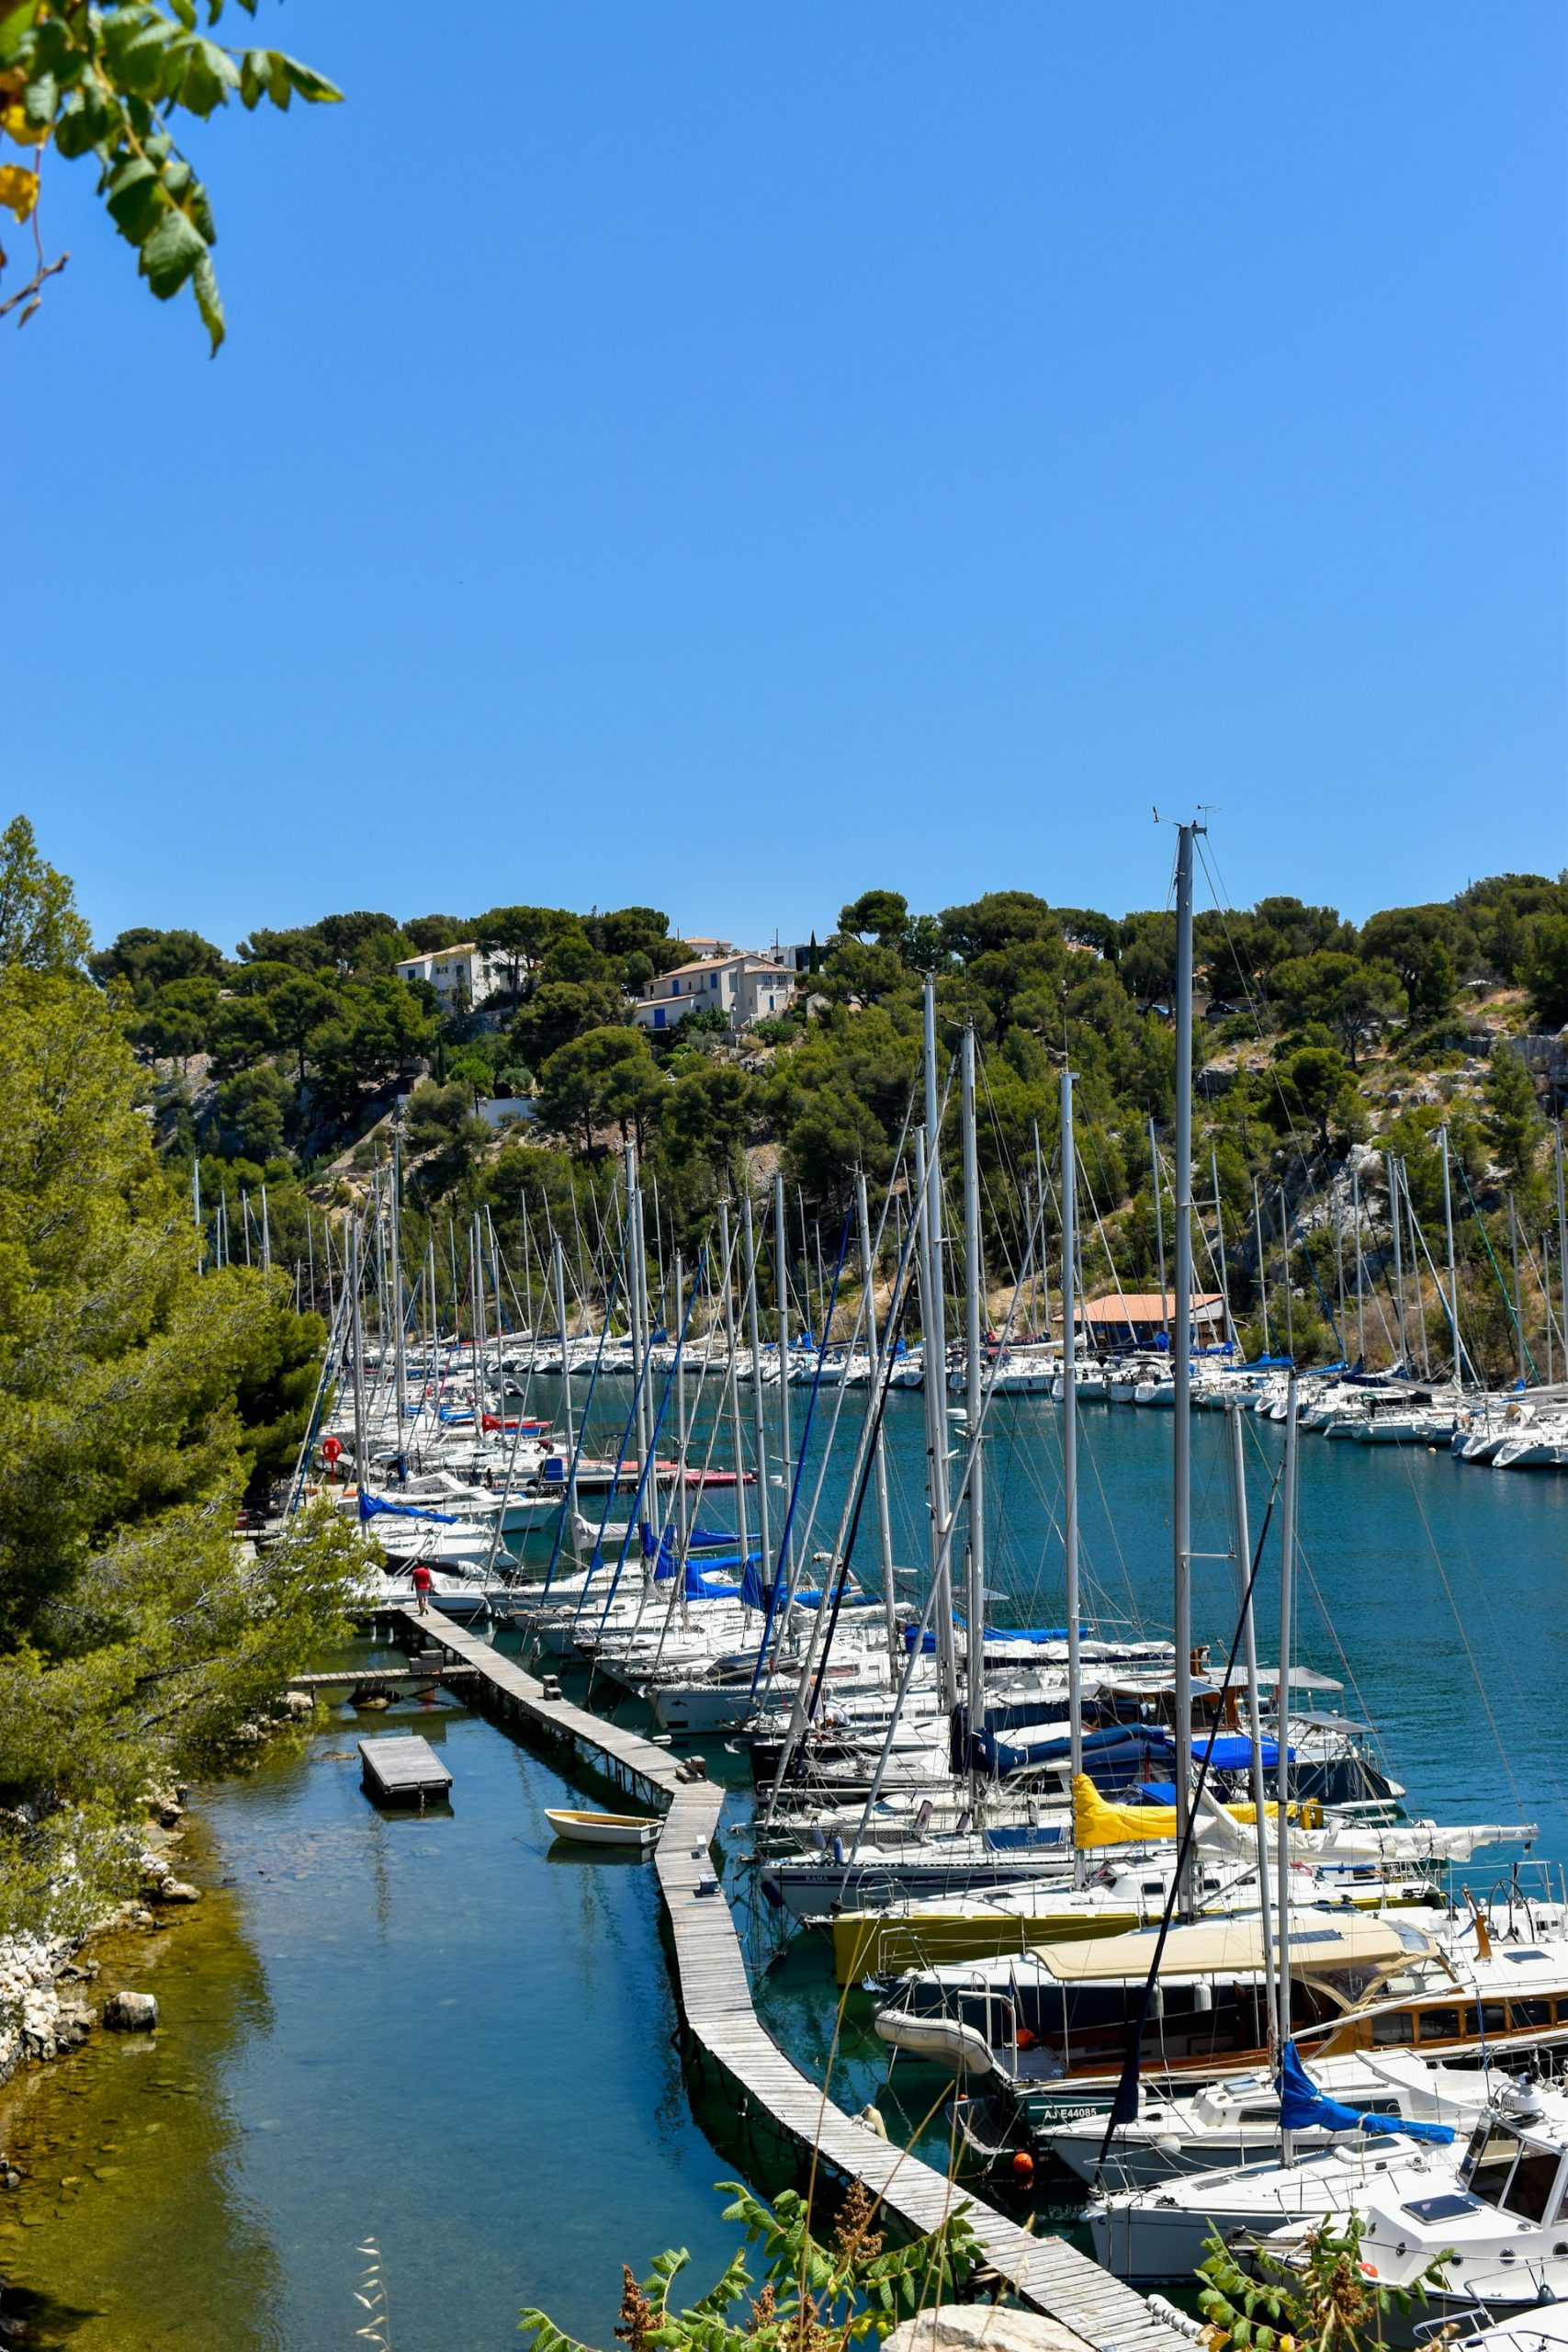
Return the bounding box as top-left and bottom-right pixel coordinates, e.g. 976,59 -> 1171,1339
773,1171 -> 792,1587
741,1190 -> 773,1588
856,1168 -> 899,1664
1172,818 -> 1199,1907
348,1213 -> 367,1499
1060,1066 -> 1084,1885
672,1251 -> 689,1563
1439,1124 -> 1464,1388
1252,1178 -> 1269,1357
1352,1165 -> 1366,1367
627,1144 -> 651,1494
1210,1148 -> 1233,1349
552,1232 -> 577,1530
1225,1398 -> 1277,2051
1279,1185 -> 1293,1360
468,1212 -> 486,1432
921,977 -> 956,1713
193,1159 -> 203,1274
1276,1373 -> 1300,2161
960,1027 -> 987,1806
1390,1154 -> 1408,1372
1508,1193 -> 1526,1386
389,1129 -> 409,1479
717,1203 -> 751,1617
260,1183 -> 272,1275
1556,1124 -> 1568,1387
1150,1117 -> 1168,1345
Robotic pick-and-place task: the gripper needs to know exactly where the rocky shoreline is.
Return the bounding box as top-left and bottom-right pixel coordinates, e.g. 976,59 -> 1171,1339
0,1807 -> 201,2087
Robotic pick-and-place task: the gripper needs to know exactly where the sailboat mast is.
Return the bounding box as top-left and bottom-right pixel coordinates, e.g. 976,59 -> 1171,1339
960,1027 -> 987,1804
1276,1373 -> 1300,2162
773,1171 -> 792,1586
1172,819 -> 1199,1905
741,1191 -> 773,1586
389,1130 -> 409,1477
1556,1123 -> 1567,1385
1390,1154 -> 1408,1371
856,1168 -> 899,1664
1224,1400 -> 1277,2050
348,1213 -> 367,1498
1509,1193 -> 1526,1386
1150,1117 -> 1168,1344
552,1232 -> 576,1527
1439,1124 -> 1464,1387
1211,1149 -> 1233,1349
921,978 -> 956,1713
1060,1067 -> 1084,1885
1352,1166 -> 1366,1366
628,1145 -> 652,1495
717,1203 -> 751,1611
1252,1178 -> 1269,1357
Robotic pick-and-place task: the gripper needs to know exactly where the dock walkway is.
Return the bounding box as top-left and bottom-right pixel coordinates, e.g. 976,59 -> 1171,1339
386,1609 -> 1186,2352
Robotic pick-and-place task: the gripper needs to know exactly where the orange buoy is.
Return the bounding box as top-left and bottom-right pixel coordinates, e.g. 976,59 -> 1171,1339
1010,2151 -> 1034,2180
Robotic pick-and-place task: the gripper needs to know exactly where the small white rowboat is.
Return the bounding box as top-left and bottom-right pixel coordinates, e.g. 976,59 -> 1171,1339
545,1807 -> 660,1849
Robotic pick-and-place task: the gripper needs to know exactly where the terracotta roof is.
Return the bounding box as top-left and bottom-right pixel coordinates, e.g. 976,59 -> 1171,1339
1079,1292 -> 1224,1319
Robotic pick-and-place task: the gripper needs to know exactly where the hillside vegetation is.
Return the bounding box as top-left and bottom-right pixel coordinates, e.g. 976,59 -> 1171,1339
51,819 -> 1568,1387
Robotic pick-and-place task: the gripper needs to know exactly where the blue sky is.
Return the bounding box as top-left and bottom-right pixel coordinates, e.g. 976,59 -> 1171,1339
17,3 -> 1566,956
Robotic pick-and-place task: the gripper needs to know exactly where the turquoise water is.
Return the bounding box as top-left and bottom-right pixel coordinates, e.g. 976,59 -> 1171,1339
527,1375 -> 1568,1855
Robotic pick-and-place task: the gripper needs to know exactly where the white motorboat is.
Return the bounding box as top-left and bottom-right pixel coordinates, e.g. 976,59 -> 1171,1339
1089,2075 -> 1568,2332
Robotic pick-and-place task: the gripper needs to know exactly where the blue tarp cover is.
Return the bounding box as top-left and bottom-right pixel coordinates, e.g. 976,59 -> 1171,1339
1149,1732 -> 1291,1770
357,1494 -> 458,1524
1277,2041 -> 1453,2143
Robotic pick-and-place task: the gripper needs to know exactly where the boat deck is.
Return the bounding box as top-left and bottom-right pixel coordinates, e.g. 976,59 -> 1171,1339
389,1609 -> 1186,2351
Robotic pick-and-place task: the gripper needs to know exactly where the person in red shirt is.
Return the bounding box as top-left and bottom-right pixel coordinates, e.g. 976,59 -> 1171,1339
411,1560 -> 434,1617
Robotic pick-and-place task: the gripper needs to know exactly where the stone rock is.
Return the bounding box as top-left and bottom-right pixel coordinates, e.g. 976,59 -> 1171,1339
103,1990 -> 158,2032
156,1881 -> 201,1905
885,2310 -> 1095,2352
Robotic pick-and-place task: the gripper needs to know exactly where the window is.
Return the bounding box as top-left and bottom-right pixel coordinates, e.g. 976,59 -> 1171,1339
1512,2000 -> 1553,2030
1463,2126 -> 1521,2206
1503,2152 -> 1561,2223
1469,2004 -> 1506,2037
1417,2007 -> 1461,2042
1371,2012 -> 1415,2045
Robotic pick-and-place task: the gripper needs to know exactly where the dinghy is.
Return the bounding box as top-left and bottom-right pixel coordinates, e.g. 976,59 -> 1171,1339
544,1808 -> 660,1849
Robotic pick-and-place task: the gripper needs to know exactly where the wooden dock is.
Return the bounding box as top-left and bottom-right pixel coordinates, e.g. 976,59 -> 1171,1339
388,1610 -> 1186,2352
358,1733 -> 453,1806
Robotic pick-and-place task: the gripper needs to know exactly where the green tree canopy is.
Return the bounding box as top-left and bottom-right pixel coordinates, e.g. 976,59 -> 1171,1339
0,816 -> 90,974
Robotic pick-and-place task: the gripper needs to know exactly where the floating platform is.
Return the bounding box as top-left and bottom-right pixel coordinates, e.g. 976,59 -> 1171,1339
357,1734 -> 453,1807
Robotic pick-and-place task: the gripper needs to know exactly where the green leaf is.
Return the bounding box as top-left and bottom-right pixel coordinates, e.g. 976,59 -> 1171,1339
279,53 -> 342,104
106,156 -> 167,244
175,36 -> 240,117
101,9 -> 176,99
0,2 -> 41,62
192,251 -> 224,352
22,67 -> 55,122
139,203 -> 206,298
169,0 -> 196,25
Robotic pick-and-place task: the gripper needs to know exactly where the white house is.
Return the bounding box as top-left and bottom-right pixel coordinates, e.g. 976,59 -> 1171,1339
394,943 -> 508,1011
631,953 -> 799,1036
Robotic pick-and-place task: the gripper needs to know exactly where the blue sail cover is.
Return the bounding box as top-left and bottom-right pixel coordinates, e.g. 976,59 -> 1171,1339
357,1494 -> 458,1524
1277,2041 -> 1453,2143
1148,1731 -> 1291,1770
